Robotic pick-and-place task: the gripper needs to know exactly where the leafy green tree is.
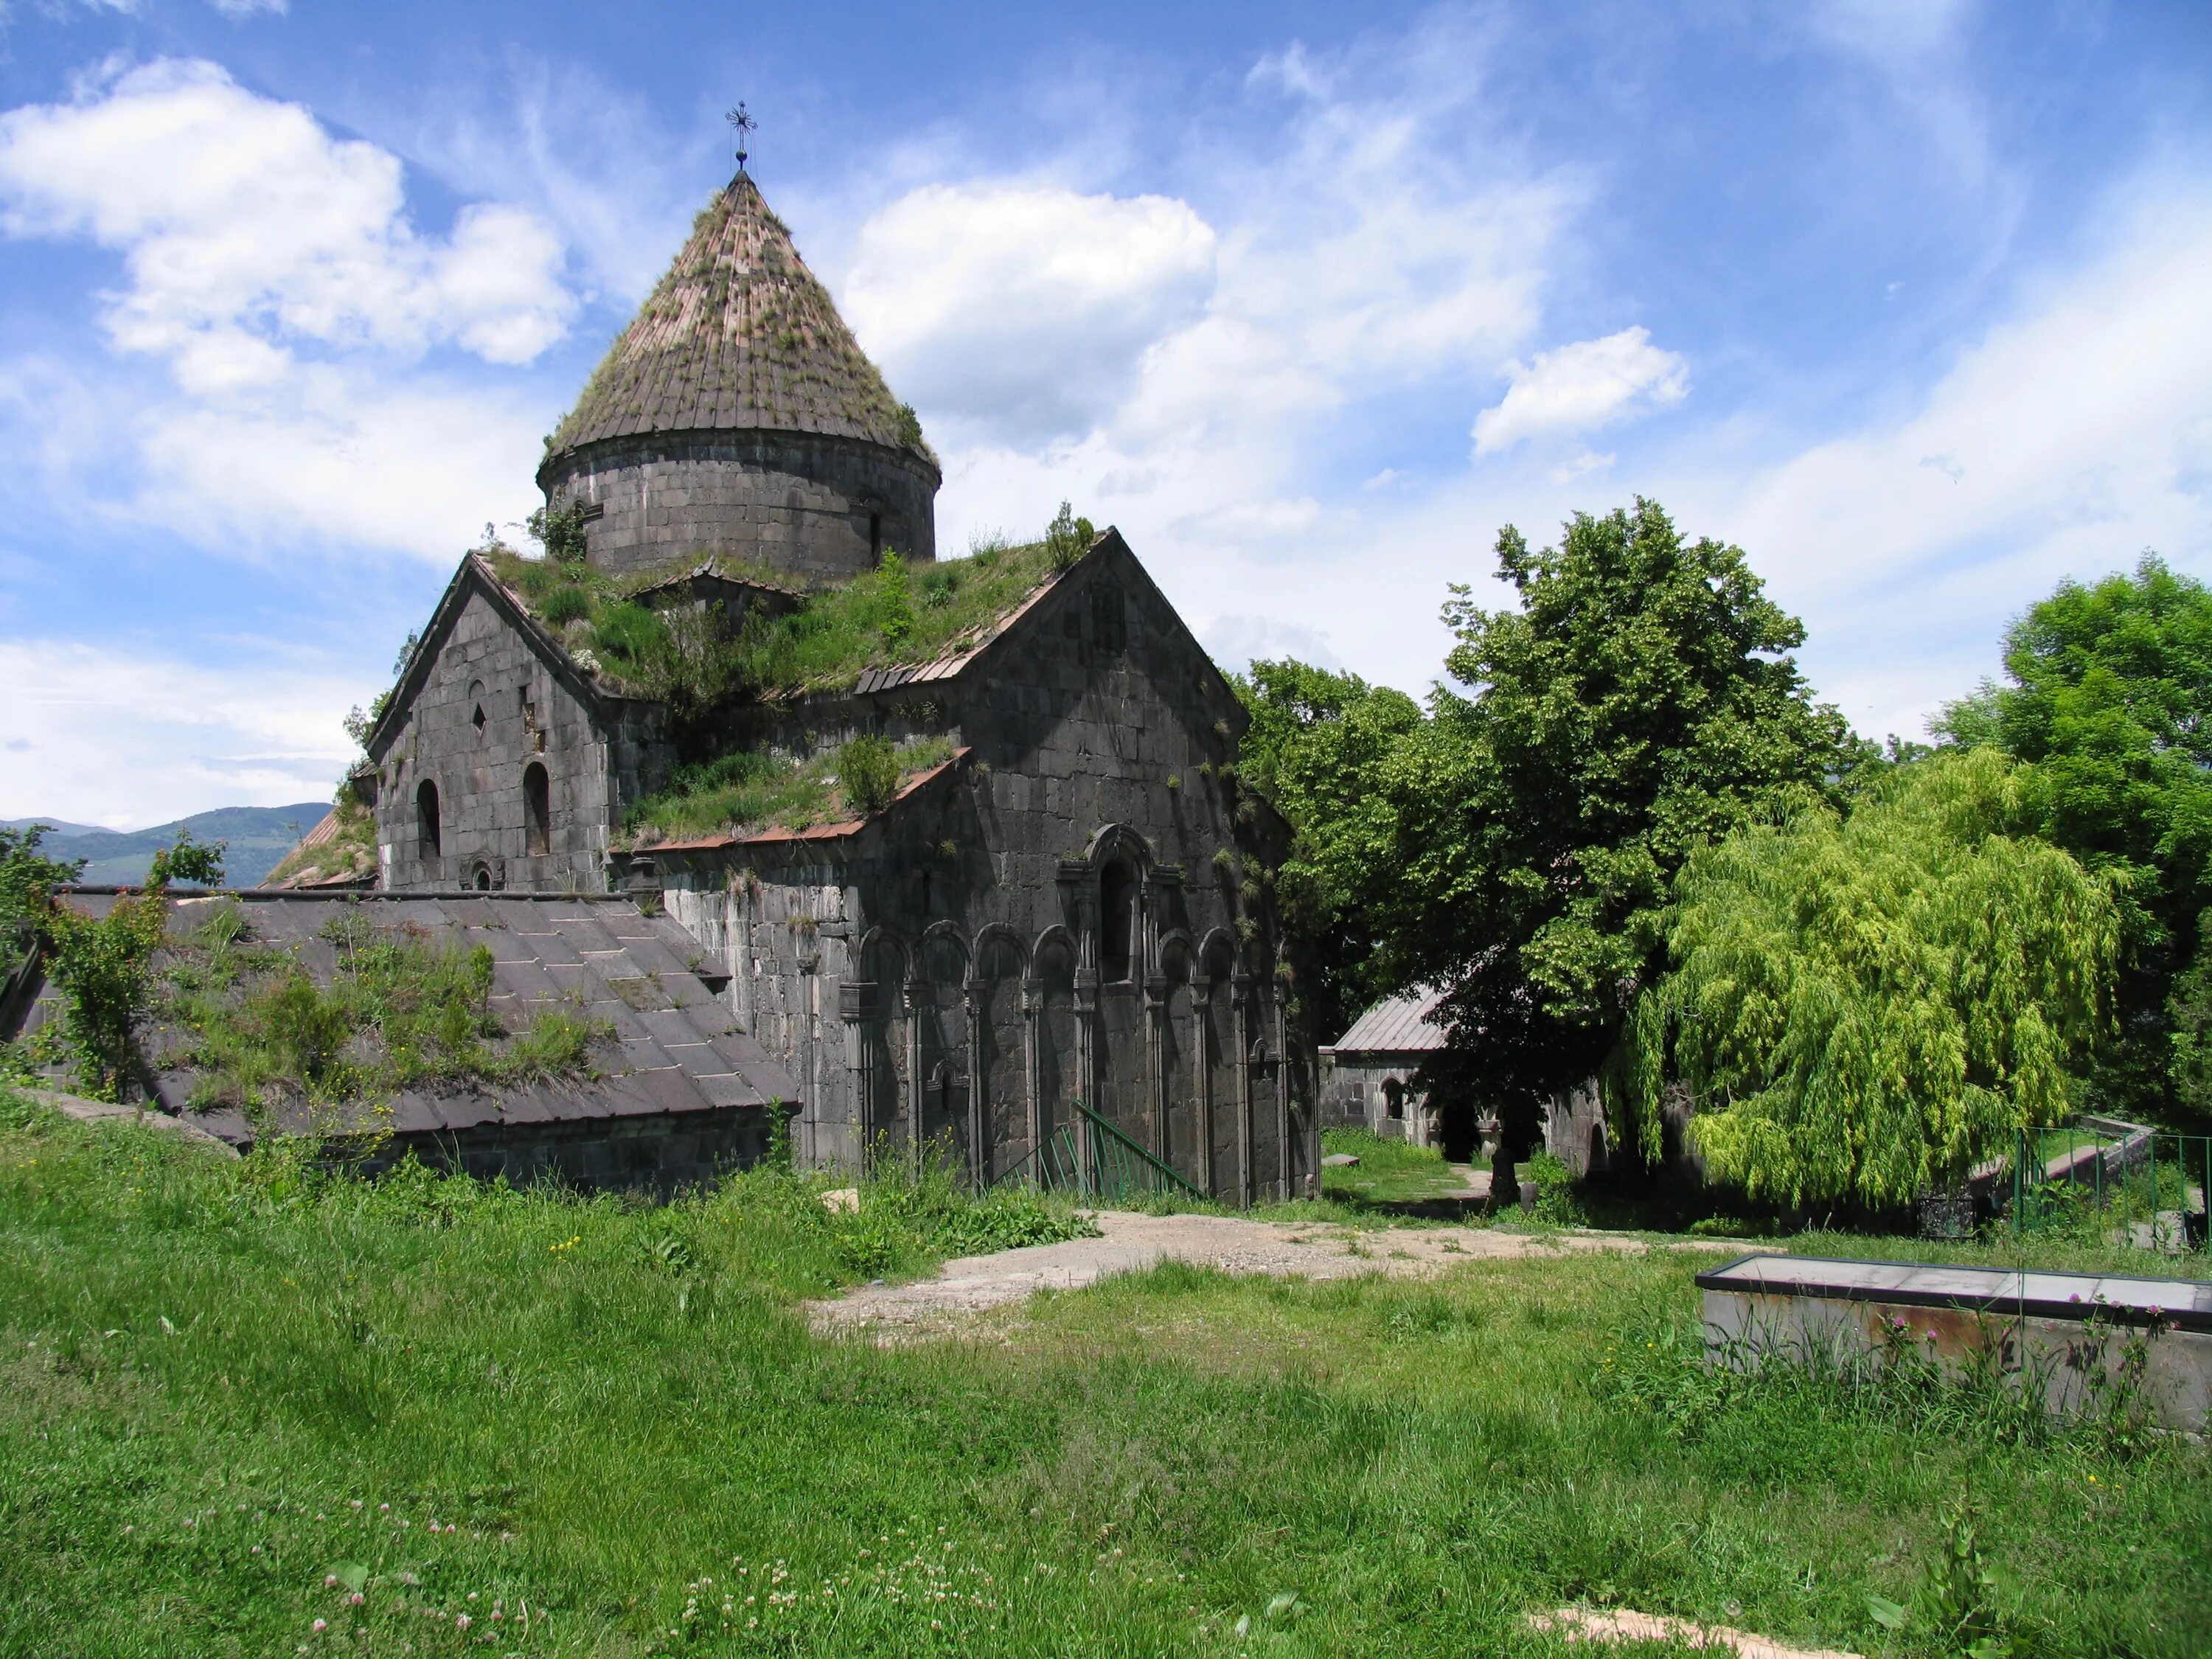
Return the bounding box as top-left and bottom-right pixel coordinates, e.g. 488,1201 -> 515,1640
1629,748 -> 2115,1206
0,825 -> 86,947
43,832 -> 226,1101
1363,500 -> 1856,1182
1935,554 -> 2212,1124
1234,659 -> 1424,1045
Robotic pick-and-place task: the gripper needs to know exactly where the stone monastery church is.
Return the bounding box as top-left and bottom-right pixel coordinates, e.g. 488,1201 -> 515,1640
341,167 -> 1317,1203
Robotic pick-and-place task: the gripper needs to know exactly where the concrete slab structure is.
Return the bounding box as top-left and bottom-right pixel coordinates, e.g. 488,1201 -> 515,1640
1697,1253 -> 2212,1431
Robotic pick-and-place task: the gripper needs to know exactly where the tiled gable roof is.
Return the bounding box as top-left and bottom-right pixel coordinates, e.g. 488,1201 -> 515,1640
7,891 -> 796,1147
545,173 -> 926,462
1332,987 -> 1450,1055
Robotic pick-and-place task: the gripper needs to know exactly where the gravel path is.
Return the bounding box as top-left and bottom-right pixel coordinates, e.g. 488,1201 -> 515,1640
807,1211 -> 1731,1339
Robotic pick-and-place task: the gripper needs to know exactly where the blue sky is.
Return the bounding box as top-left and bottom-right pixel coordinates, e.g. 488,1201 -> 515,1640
0,0 -> 2207,827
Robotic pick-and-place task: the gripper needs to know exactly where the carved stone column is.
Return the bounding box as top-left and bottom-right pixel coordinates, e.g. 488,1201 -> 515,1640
961,977 -> 986,1187
1073,973 -> 1099,1191
838,978 -> 877,1175
901,978 -> 929,1176
1020,979 -> 1044,1161
1143,973 -> 1169,1166
1192,972 -> 1214,1197
1232,971 -> 1253,1207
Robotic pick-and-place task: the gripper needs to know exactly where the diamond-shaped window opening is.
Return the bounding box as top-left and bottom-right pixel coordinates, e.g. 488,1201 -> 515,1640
472,705 -> 486,734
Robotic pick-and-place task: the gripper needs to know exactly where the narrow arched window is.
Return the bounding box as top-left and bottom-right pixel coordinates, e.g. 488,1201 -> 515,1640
417,779 -> 441,858
524,762 -> 550,855
1099,859 -> 1136,983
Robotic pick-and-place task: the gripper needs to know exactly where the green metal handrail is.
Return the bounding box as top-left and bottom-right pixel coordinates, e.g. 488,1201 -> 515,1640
992,1098 -> 1208,1204
2011,1121 -> 2211,1254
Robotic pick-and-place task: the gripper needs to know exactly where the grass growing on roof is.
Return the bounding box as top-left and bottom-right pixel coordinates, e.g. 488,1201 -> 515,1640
1,1085 -> 2204,1657
260,794 -> 377,888
480,536 -> 1065,701
623,735 -> 957,845
724,540 -> 1062,695
157,903 -> 610,1119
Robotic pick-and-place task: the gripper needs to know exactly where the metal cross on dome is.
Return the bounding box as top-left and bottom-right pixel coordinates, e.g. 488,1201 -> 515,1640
726,102 -> 757,172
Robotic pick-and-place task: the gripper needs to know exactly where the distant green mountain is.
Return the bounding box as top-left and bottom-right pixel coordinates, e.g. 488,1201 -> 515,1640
5,803 -> 333,888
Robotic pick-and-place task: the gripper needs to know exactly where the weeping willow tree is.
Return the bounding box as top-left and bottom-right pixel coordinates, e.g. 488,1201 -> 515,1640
1625,747 -> 2118,1206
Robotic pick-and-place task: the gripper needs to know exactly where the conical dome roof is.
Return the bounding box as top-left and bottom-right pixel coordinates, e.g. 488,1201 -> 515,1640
544,173 -> 929,464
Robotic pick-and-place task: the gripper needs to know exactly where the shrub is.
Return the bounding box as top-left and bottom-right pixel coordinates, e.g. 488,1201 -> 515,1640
540,585 -> 592,626
1045,501 -> 1096,571
1528,1150 -> 1584,1225
526,501 -> 591,563
40,831 -> 226,1099
839,737 -> 902,816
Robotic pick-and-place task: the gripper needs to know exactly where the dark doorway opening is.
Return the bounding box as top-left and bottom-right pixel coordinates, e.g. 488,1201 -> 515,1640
1436,1096 -> 1479,1162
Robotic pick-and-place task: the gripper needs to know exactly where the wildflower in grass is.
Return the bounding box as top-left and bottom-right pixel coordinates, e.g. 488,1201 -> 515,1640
311,1619 -> 326,1633
455,1614 -> 470,1630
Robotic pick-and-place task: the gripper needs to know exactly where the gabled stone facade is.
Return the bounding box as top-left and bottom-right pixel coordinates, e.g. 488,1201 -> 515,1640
360,558 -> 669,894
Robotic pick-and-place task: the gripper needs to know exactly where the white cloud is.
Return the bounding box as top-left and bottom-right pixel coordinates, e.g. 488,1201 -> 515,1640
893,17 -> 1576,667
846,184 -> 1217,443
1807,0 -> 1970,66
132,364 -> 551,560
1203,613 -> 1343,676
0,59 -> 571,564
0,60 -> 574,378
1655,183 -> 2212,741
0,639 -> 358,827
1472,326 -> 1688,455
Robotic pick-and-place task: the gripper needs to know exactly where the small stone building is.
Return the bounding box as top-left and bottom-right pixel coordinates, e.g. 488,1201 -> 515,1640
1320,989 -> 1450,1148
338,165 -> 1315,1203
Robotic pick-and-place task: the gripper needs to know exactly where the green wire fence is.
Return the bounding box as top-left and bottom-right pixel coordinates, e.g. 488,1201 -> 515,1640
2010,1118 -> 2211,1253
992,1098 -> 1208,1205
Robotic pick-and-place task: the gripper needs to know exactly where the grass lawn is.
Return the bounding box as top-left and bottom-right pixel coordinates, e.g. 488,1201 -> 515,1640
1318,1127 -> 1475,1207
2,1090 -> 2207,1658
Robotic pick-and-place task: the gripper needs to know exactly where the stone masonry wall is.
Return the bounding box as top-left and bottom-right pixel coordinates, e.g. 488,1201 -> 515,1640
544,428 -> 938,586
354,1107 -> 785,1197
1319,1054 -> 1437,1146
372,587 -> 634,893
651,543 -> 1320,1206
